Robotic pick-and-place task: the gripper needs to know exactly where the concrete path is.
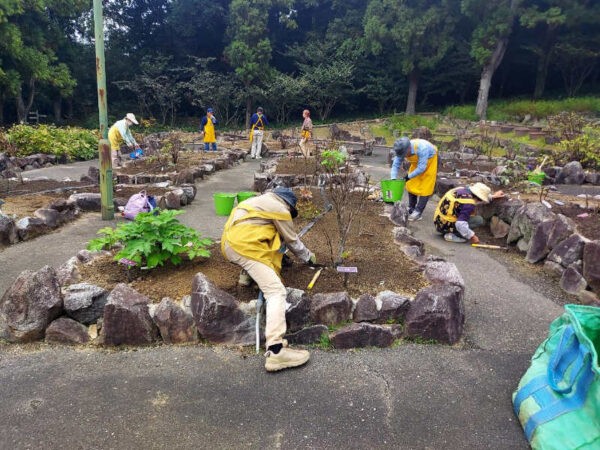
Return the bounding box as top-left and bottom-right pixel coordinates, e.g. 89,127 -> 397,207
0,151 -> 569,449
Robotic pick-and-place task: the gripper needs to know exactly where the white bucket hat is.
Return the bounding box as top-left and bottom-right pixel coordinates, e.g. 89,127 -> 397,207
469,182 -> 492,203
125,113 -> 138,125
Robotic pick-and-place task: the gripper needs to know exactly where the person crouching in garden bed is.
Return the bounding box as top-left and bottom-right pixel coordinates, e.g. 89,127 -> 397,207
434,182 -> 505,244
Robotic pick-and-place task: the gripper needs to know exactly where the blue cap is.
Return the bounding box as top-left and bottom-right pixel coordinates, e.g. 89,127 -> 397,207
272,187 -> 298,218
207,108 -> 214,113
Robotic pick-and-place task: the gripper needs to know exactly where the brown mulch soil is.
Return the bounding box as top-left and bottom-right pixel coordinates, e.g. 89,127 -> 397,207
79,195 -> 428,303
115,150 -> 226,176
1,179 -> 92,197
275,157 -> 320,175
553,204 -> 600,241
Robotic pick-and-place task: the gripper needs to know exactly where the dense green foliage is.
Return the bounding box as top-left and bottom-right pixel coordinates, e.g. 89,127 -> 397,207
0,0 -> 598,126
87,210 -> 213,269
4,125 -> 97,160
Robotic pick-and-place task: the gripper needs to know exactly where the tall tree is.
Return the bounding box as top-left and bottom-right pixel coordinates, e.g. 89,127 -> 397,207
462,0 -> 522,119
224,0 -> 295,128
364,0 -> 456,115
0,0 -> 83,123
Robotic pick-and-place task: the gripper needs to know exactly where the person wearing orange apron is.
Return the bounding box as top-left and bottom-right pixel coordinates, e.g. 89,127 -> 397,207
390,137 -> 438,221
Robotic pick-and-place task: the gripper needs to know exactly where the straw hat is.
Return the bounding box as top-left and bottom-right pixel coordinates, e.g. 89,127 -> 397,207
125,113 -> 138,125
469,182 -> 492,203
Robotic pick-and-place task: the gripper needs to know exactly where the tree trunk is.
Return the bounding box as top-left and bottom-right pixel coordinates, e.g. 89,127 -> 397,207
405,70 -> 419,115
533,27 -> 557,99
53,98 -> 62,124
245,96 -> 252,130
476,38 -> 508,120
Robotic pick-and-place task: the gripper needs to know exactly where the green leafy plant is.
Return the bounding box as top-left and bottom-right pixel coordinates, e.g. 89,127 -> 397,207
320,149 -> 347,170
548,111 -> 587,141
6,125 -> 98,160
87,209 -> 213,269
555,129 -> 600,170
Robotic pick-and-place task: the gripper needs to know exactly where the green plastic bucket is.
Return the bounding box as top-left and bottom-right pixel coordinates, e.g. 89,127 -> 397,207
213,193 -> 237,216
527,172 -> 546,185
237,191 -> 258,203
380,179 -> 406,203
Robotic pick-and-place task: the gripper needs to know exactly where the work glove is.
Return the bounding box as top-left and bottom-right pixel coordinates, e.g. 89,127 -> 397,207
470,235 -> 480,244
307,253 -> 317,266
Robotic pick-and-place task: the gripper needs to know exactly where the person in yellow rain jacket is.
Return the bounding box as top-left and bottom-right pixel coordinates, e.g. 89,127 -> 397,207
221,187 -> 316,372
390,136 -> 438,221
200,107 -> 218,152
108,113 -> 139,167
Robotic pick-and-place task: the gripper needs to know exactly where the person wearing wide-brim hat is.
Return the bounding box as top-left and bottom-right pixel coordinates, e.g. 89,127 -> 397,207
433,182 -> 505,243
108,113 -> 140,167
200,107 -> 218,152
221,187 -> 316,372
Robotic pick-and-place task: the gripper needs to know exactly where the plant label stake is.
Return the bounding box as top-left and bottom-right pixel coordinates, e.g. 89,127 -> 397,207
118,258 -> 137,281
337,266 -> 358,288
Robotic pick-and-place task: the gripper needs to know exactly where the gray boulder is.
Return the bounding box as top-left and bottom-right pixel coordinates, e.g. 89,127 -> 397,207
583,241 -> 600,294
560,265 -> 588,295
190,273 -> 254,345
33,208 -> 61,228
16,217 -> 50,241
374,291 -> 411,324
393,227 -> 424,256
579,290 -> 600,306
0,266 -> 63,342
310,292 -> 353,326
389,203 -> 409,227
63,283 -> 109,324
45,317 -> 90,344
526,214 -> 576,264
152,298 -> 198,344
507,203 -> 556,250
179,184 -> 197,203
331,323 -> 394,349
101,284 -> 159,346
173,168 -> 195,185
547,233 -> 589,268
405,284 -> 464,344
285,325 -> 328,345
163,191 -> 181,209
68,193 -> 102,211
556,161 -> 585,185
490,216 -> 510,239
544,260 -> 565,277
56,257 -> 81,286
0,214 -> 18,245
423,260 -> 464,289
285,288 -> 311,332
353,293 -> 378,322
480,198 -> 524,223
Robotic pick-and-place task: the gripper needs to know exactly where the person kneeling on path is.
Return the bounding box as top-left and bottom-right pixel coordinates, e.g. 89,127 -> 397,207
434,182 -> 505,243
221,187 -> 316,372
108,113 -> 140,167
390,137 -> 438,222
200,107 -> 218,152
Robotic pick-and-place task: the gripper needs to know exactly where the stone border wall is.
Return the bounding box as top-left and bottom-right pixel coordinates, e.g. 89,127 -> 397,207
0,149 -> 248,247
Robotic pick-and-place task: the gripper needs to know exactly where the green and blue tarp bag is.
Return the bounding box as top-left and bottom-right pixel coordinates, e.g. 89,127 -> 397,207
513,305 -> 600,449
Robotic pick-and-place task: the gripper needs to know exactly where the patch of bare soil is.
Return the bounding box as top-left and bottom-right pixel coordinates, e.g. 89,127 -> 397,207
79,196 -> 428,303
1,193 -> 70,217
275,157 -> 320,175
116,150 -> 226,176
1,179 -> 92,197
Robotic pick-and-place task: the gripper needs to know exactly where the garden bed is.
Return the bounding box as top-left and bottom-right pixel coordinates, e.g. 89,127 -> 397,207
79,195 -> 428,303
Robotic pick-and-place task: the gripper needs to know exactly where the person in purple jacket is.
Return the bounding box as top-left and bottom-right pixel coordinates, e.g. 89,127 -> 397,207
433,182 -> 505,243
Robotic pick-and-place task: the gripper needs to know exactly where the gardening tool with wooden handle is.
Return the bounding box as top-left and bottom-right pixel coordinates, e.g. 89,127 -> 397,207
535,155 -> 548,172
471,243 -> 508,250
307,267 -> 324,290
256,291 -> 264,354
